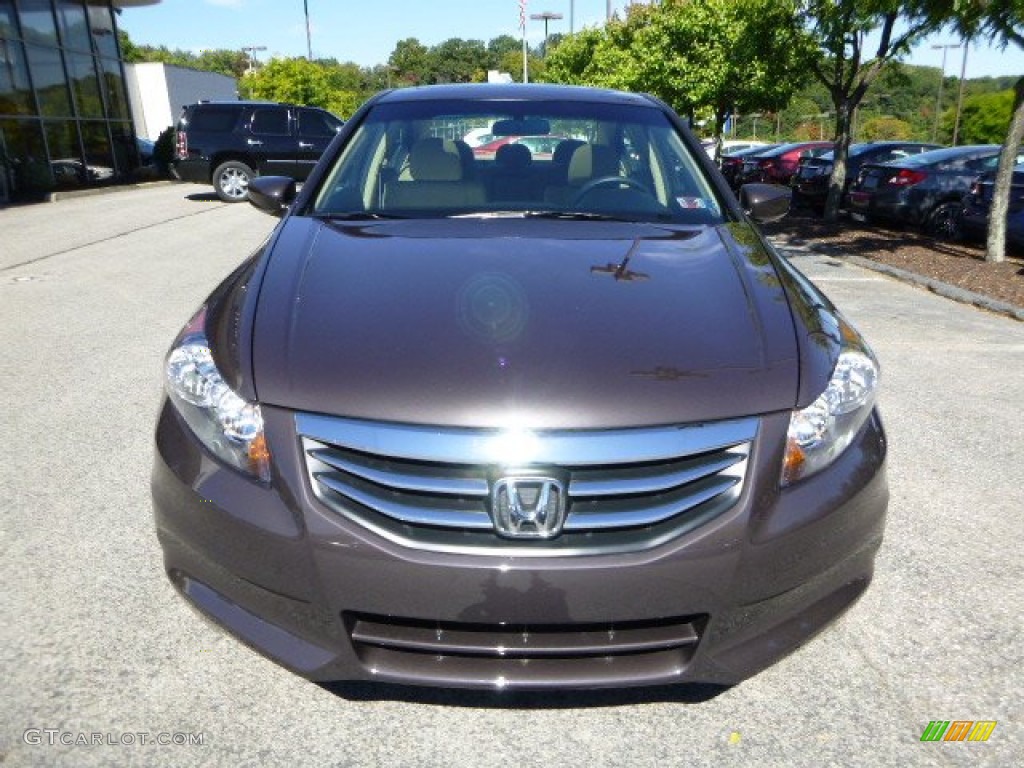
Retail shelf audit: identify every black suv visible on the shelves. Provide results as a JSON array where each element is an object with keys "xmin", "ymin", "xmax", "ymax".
[{"xmin": 172, "ymin": 101, "xmax": 343, "ymax": 202}]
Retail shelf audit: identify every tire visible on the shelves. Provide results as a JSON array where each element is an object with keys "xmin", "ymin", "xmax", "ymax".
[
  {"xmin": 212, "ymin": 160, "xmax": 254, "ymax": 202},
  {"xmin": 924, "ymin": 201, "xmax": 962, "ymax": 240}
]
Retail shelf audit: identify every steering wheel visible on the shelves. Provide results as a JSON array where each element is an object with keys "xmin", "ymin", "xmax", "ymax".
[{"xmin": 572, "ymin": 175, "xmax": 652, "ymax": 205}]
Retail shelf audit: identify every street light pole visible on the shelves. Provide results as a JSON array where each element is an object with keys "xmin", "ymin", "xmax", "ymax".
[
  {"xmin": 952, "ymin": 43, "xmax": 969, "ymax": 146},
  {"xmin": 242, "ymin": 45, "xmax": 267, "ymax": 74},
  {"xmin": 520, "ymin": 0, "xmax": 528, "ymax": 83},
  {"xmin": 530, "ymin": 12, "xmax": 563, "ymax": 57},
  {"xmin": 931, "ymin": 43, "xmax": 960, "ymax": 143},
  {"xmin": 303, "ymin": 0, "xmax": 312, "ymax": 60}
]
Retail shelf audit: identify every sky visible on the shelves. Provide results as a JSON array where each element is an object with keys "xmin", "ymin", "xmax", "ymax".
[{"xmin": 118, "ymin": 0, "xmax": 1024, "ymax": 80}]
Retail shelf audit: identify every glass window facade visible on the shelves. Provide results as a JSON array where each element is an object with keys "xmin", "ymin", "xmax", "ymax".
[{"xmin": 0, "ymin": 0, "xmax": 140, "ymax": 202}]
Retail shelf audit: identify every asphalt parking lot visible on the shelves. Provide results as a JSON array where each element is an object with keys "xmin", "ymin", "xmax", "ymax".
[{"xmin": 2, "ymin": 183, "xmax": 1021, "ymax": 767}]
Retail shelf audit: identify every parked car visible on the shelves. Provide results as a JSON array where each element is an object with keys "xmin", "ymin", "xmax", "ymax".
[
  {"xmin": 735, "ymin": 141, "xmax": 833, "ymax": 187},
  {"xmin": 960, "ymin": 161, "xmax": 1024, "ymax": 252},
  {"xmin": 719, "ymin": 144, "xmax": 780, "ymax": 189},
  {"xmin": 153, "ymin": 83, "xmax": 887, "ymax": 691},
  {"xmin": 171, "ymin": 101, "xmax": 343, "ymax": 202},
  {"xmin": 705, "ymin": 139, "xmax": 770, "ymax": 159},
  {"xmin": 514, "ymin": 134, "xmax": 566, "ymax": 160},
  {"xmin": 50, "ymin": 158, "xmax": 114, "ymax": 185},
  {"xmin": 473, "ymin": 135, "xmax": 570, "ymax": 163},
  {"xmin": 471, "ymin": 135, "xmax": 516, "ymax": 159},
  {"xmin": 792, "ymin": 141, "xmax": 942, "ymax": 210},
  {"xmin": 846, "ymin": 145, "xmax": 1011, "ymax": 237}
]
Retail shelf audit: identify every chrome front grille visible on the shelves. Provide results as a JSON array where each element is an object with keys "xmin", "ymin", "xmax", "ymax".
[{"xmin": 297, "ymin": 413, "xmax": 757, "ymax": 556}]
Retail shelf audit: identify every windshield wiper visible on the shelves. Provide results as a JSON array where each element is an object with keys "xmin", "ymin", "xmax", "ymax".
[
  {"xmin": 315, "ymin": 211, "xmax": 410, "ymax": 220},
  {"xmin": 524, "ymin": 210, "xmax": 632, "ymax": 222},
  {"xmin": 447, "ymin": 211, "xmax": 530, "ymax": 219}
]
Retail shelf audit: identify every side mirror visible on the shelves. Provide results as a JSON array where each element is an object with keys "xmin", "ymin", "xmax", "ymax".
[
  {"xmin": 739, "ymin": 183, "xmax": 791, "ymax": 224},
  {"xmin": 248, "ymin": 176, "xmax": 297, "ymax": 217}
]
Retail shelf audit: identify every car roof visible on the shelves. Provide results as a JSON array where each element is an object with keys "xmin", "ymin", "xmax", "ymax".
[
  {"xmin": 849, "ymin": 141, "xmax": 940, "ymax": 155},
  {"xmin": 759, "ymin": 141, "xmax": 831, "ymax": 157},
  {"xmin": 374, "ymin": 83, "xmax": 659, "ymax": 107},
  {"xmin": 188, "ymin": 100, "xmax": 312, "ymax": 108},
  {"xmin": 818, "ymin": 142, "xmax": 941, "ymax": 160},
  {"xmin": 733, "ymin": 144, "xmax": 781, "ymax": 156},
  {"xmin": 892, "ymin": 144, "xmax": 1000, "ymax": 164}
]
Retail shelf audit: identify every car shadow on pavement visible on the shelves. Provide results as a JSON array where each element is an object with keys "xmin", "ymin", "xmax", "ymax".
[
  {"xmin": 320, "ymin": 681, "xmax": 729, "ymax": 708},
  {"xmin": 186, "ymin": 192, "xmax": 221, "ymax": 202}
]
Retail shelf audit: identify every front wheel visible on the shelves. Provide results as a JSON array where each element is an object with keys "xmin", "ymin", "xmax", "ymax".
[
  {"xmin": 213, "ymin": 160, "xmax": 254, "ymax": 202},
  {"xmin": 924, "ymin": 201, "xmax": 962, "ymax": 240}
]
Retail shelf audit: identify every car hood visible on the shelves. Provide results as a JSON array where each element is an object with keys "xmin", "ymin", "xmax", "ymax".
[{"xmin": 252, "ymin": 217, "xmax": 799, "ymax": 429}]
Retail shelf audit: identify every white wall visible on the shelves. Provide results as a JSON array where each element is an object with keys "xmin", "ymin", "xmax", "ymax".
[{"xmin": 125, "ymin": 63, "xmax": 238, "ymax": 139}]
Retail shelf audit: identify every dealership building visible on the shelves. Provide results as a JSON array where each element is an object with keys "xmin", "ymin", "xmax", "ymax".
[{"xmin": 1, "ymin": 0, "xmax": 158, "ymax": 202}]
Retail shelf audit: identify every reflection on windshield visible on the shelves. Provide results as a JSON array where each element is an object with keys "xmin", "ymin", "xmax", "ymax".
[{"xmin": 311, "ymin": 100, "xmax": 725, "ymax": 226}]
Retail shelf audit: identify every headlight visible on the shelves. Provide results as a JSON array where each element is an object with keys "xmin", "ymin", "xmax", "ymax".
[
  {"xmin": 782, "ymin": 319, "xmax": 879, "ymax": 486},
  {"xmin": 164, "ymin": 308, "xmax": 271, "ymax": 482}
]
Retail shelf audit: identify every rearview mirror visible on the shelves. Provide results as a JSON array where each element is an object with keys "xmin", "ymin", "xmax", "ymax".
[{"xmin": 491, "ymin": 118, "xmax": 551, "ymax": 137}]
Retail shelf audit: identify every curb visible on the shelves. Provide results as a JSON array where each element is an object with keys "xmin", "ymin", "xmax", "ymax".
[
  {"xmin": 47, "ymin": 179, "xmax": 176, "ymax": 202},
  {"xmin": 772, "ymin": 237, "xmax": 1024, "ymax": 323}
]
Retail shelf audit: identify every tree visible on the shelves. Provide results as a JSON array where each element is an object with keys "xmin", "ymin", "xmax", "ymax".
[
  {"xmin": 941, "ymin": 89, "xmax": 1014, "ymax": 144},
  {"xmin": 487, "ymin": 34, "xmax": 522, "ymax": 65},
  {"xmin": 246, "ymin": 58, "xmax": 341, "ymax": 114},
  {"xmin": 543, "ymin": 0, "xmax": 817, "ymax": 152},
  {"xmin": 860, "ymin": 115, "xmax": 913, "ymax": 140},
  {"xmin": 916, "ymin": 0, "xmax": 1024, "ymax": 263},
  {"xmin": 118, "ymin": 30, "xmax": 256, "ymax": 79},
  {"xmin": 430, "ymin": 38, "xmax": 490, "ymax": 83},
  {"xmin": 799, "ymin": 2, "xmax": 942, "ymax": 221},
  {"xmin": 117, "ymin": 30, "xmax": 140, "ymax": 62},
  {"xmin": 388, "ymin": 38, "xmax": 432, "ymax": 86},
  {"xmin": 541, "ymin": 27, "xmax": 608, "ymax": 85},
  {"xmin": 196, "ymin": 49, "xmax": 251, "ymax": 79}
]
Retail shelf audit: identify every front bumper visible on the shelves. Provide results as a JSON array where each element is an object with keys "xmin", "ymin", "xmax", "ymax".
[{"xmin": 152, "ymin": 401, "xmax": 888, "ymax": 690}]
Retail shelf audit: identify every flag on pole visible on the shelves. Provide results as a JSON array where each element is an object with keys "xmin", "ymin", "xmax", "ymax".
[{"xmin": 519, "ymin": 0, "xmax": 527, "ymax": 31}]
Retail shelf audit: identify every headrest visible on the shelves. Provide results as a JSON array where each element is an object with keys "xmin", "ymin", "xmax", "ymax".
[
  {"xmin": 567, "ymin": 144, "xmax": 618, "ymax": 185},
  {"xmin": 495, "ymin": 143, "xmax": 532, "ymax": 170},
  {"xmin": 451, "ymin": 139, "xmax": 474, "ymax": 170},
  {"xmin": 409, "ymin": 138, "xmax": 462, "ymax": 181},
  {"xmin": 552, "ymin": 138, "xmax": 584, "ymax": 166}
]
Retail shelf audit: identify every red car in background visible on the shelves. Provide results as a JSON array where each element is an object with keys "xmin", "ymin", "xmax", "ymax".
[
  {"xmin": 735, "ymin": 141, "xmax": 833, "ymax": 187},
  {"xmin": 473, "ymin": 135, "xmax": 567, "ymax": 161},
  {"xmin": 472, "ymin": 135, "xmax": 518, "ymax": 159},
  {"xmin": 720, "ymin": 144, "xmax": 780, "ymax": 190}
]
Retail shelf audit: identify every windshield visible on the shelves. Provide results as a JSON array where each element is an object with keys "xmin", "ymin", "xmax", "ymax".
[{"xmin": 309, "ymin": 98, "xmax": 724, "ymax": 225}]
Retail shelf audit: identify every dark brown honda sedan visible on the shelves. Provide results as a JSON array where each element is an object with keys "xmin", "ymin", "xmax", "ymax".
[{"xmin": 152, "ymin": 84, "xmax": 887, "ymax": 690}]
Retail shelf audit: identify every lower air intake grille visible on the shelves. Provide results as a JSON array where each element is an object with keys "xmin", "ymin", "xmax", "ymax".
[{"xmin": 345, "ymin": 612, "xmax": 707, "ymax": 688}]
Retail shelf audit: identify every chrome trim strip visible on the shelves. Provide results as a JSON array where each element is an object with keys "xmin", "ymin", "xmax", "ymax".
[
  {"xmin": 315, "ymin": 473, "xmax": 493, "ymax": 529},
  {"xmin": 569, "ymin": 452, "xmax": 744, "ymax": 497},
  {"xmin": 565, "ymin": 476, "xmax": 740, "ymax": 530},
  {"xmin": 309, "ymin": 448, "xmax": 489, "ymax": 497},
  {"xmin": 296, "ymin": 413, "xmax": 759, "ymax": 466},
  {"xmin": 350, "ymin": 621, "xmax": 698, "ymax": 657},
  {"xmin": 314, "ymin": 490, "xmax": 738, "ymax": 558}
]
